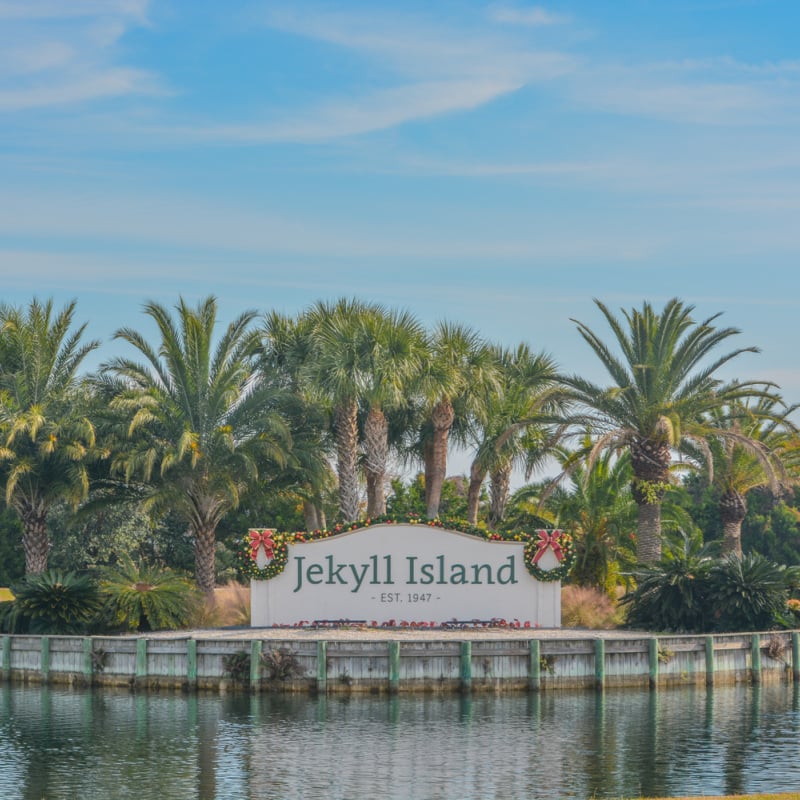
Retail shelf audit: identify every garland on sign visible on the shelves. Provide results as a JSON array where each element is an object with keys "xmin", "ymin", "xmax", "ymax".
[
  {"xmin": 235, "ymin": 515, "xmax": 574, "ymax": 583},
  {"xmin": 239, "ymin": 528, "xmax": 288, "ymax": 580},
  {"xmin": 523, "ymin": 529, "xmax": 575, "ymax": 582}
]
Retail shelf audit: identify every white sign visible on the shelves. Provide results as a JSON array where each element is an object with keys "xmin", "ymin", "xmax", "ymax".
[{"xmin": 250, "ymin": 524, "xmax": 561, "ymax": 627}]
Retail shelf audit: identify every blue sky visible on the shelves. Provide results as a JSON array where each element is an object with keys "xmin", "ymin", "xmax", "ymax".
[{"xmin": 1, "ymin": 0, "xmax": 799, "ymax": 406}]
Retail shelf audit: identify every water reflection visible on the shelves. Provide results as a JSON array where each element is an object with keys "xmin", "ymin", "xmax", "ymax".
[{"xmin": 1, "ymin": 682, "xmax": 799, "ymax": 799}]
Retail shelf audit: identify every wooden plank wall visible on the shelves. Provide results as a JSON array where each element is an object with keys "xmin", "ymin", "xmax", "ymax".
[{"xmin": 1, "ymin": 631, "xmax": 798, "ymax": 694}]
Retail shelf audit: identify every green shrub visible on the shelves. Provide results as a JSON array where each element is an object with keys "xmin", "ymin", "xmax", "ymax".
[
  {"xmin": 622, "ymin": 531, "xmax": 799, "ymax": 633},
  {"xmin": 222, "ymin": 649, "xmax": 251, "ymax": 684},
  {"xmin": 100, "ymin": 557, "xmax": 197, "ymax": 632},
  {"xmin": 262, "ymin": 646, "xmax": 305, "ymax": 681},
  {"xmin": 620, "ymin": 531, "xmax": 714, "ymax": 633},
  {"xmin": 708, "ymin": 553, "xmax": 794, "ymax": 632},
  {"xmin": 0, "ymin": 570, "xmax": 102, "ymax": 634}
]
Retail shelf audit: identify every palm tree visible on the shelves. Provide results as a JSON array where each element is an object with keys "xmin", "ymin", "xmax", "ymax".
[
  {"xmin": 259, "ymin": 310, "xmax": 334, "ymax": 530},
  {"xmin": 415, "ymin": 323, "xmax": 499, "ymax": 519},
  {"xmin": 301, "ymin": 298, "xmax": 371, "ymax": 522},
  {"xmin": 100, "ymin": 296, "xmax": 293, "ymax": 593},
  {"xmin": 464, "ymin": 343, "xmax": 561, "ymax": 526},
  {"xmin": 0, "ymin": 298, "xmax": 101, "ymax": 573},
  {"xmin": 359, "ymin": 306, "xmax": 426, "ymax": 516},
  {"xmin": 702, "ymin": 395, "xmax": 799, "ymax": 556},
  {"xmin": 565, "ymin": 298, "xmax": 769, "ymax": 563},
  {"xmin": 542, "ymin": 448, "xmax": 637, "ymax": 590}
]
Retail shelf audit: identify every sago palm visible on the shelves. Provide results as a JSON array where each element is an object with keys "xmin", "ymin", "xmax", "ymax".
[{"xmin": 101, "ymin": 556, "xmax": 197, "ymax": 631}]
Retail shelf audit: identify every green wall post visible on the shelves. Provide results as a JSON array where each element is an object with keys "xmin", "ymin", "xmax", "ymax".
[
  {"xmin": 250, "ymin": 640, "xmax": 263, "ymax": 691},
  {"xmin": 529, "ymin": 640, "xmax": 541, "ymax": 692},
  {"xmin": 317, "ymin": 641, "xmax": 328, "ymax": 693},
  {"xmin": 1, "ymin": 636, "xmax": 10, "ymax": 681},
  {"xmin": 751, "ymin": 634, "xmax": 762, "ymax": 684},
  {"xmin": 82, "ymin": 637, "xmax": 93, "ymax": 684},
  {"xmin": 594, "ymin": 639, "xmax": 605, "ymax": 691},
  {"xmin": 792, "ymin": 632, "xmax": 800, "ymax": 683},
  {"xmin": 705, "ymin": 636, "xmax": 715, "ymax": 688},
  {"xmin": 648, "ymin": 638, "xmax": 659, "ymax": 690},
  {"xmin": 388, "ymin": 641, "xmax": 400, "ymax": 694},
  {"xmin": 40, "ymin": 637, "xmax": 50, "ymax": 683},
  {"xmin": 460, "ymin": 641, "xmax": 472, "ymax": 692},
  {"xmin": 186, "ymin": 639, "xmax": 197, "ymax": 690},
  {"xmin": 135, "ymin": 638, "xmax": 147, "ymax": 686}
]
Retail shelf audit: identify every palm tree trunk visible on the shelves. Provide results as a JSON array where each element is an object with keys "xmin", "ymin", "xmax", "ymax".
[
  {"xmin": 21, "ymin": 504, "xmax": 49, "ymax": 574},
  {"xmin": 335, "ymin": 399, "xmax": 360, "ymax": 522},
  {"xmin": 426, "ymin": 398, "xmax": 454, "ymax": 518},
  {"xmin": 719, "ymin": 489, "xmax": 747, "ymax": 557},
  {"xmin": 630, "ymin": 437, "xmax": 671, "ymax": 563},
  {"xmin": 303, "ymin": 500, "xmax": 325, "ymax": 532},
  {"xmin": 466, "ymin": 459, "xmax": 486, "ymax": 525},
  {"xmin": 635, "ymin": 502, "xmax": 662, "ymax": 563},
  {"xmin": 364, "ymin": 406, "xmax": 388, "ymax": 516},
  {"xmin": 194, "ymin": 522, "xmax": 217, "ymax": 595},
  {"xmin": 423, "ymin": 438, "xmax": 433, "ymax": 509},
  {"xmin": 489, "ymin": 462, "xmax": 512, "ymax": 527}
]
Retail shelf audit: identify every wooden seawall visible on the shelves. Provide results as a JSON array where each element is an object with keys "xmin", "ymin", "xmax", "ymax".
[{"xmin": 2, "ymin": 631, "xmax": 799, "ymax": 693}]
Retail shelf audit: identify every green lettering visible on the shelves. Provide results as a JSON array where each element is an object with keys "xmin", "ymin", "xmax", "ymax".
[
  {"xmin": 497, "ymin": 555, "xmax": 518, "ymax": 585},
  {"xmin": 349, "ymin": 562, "xmax": 370, "ymax": 593},
  {"xmin": 293, "ymin": 556, "xmax": 305, "ymax": 592},
  {"xmin": 307, "ymin": 563, "xmax": 324, "ymax": 585},
  {"xmin": 326, "ymin": 555, "xmax": 347, "ymax": 584},
  {"xmin": 450, "ymin": 563, "xmax": 467, "ymax": 584},
  {"xmin": 472, "ymin": 563, "xmax": 495, "ymax": 584}
]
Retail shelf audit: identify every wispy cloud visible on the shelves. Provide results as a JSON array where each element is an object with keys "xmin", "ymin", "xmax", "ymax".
[
  {"xmin": 0, "ymin": 1, "xmax": 148, "ymax": 22},
  {"xmin": 0, "ymin": 69, "xmax": 158, "ymax": 111},
  {"xmin": 171, "ymin": 4, "xmax": 576, "ymax": 143},
  {"xmin": 0, "ymin": 184, "xmax": 659, "ymax": 264},
  {"xmin": 488, "ymin": 3, "xmax": 570, "ymax": 26},
  {"xmin": 0, "ymin": 0, "xmax": 159, "ymax": 111},
  {"xmin": 572, "ymin": 58, "xmax": 800, "ymax": 126},
  {"xmin": 167, "ymin": 79, "xmax": 525, "ymax": 144},
  {"xmin": 262, "ymin": 5, "xmax": 574, "ymax": 81}
]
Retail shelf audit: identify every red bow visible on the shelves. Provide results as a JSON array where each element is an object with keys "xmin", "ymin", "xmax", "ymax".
[
  {"xmin": 532, "ymin": 529, "xmax": 564, "ymax": 564},
  {"xmin": 249, "ymin": 529, "xmax": 275, "ymax": 562}
]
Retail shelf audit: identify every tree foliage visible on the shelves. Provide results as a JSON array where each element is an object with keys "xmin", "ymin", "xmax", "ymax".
[
  {"xmin": 0, "ymin": 298, "xmax": 102, "ymax": 573},
  {"xmin": 99, "ymin": 296, "xmax": 295, "ymax": 592},
  {"xmin": 0, "ymin": 291, "xmax": 797, "ymax": 609},
  {"xmin": 565, "ymin": 298, "xmax": 772, "ymax": 563}
]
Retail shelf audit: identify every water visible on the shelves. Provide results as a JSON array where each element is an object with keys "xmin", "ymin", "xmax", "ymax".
[{"xmin": 1, "ymin": 682, "xmax": 799, "ymax": 799}]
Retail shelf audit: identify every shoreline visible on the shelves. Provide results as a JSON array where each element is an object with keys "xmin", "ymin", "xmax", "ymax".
[{"xmin": 3, "ymin": 627, "xmax": 798, "ymax": 694}]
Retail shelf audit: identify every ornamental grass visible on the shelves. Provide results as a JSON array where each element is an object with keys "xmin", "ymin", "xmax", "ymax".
[
  {"xmin": 561, "ymin": 584, "xmax": 624, "ymax": 629},
  {"xmin": 189, "ymin": 582, "xmax": 251, "ymax": 628}
]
